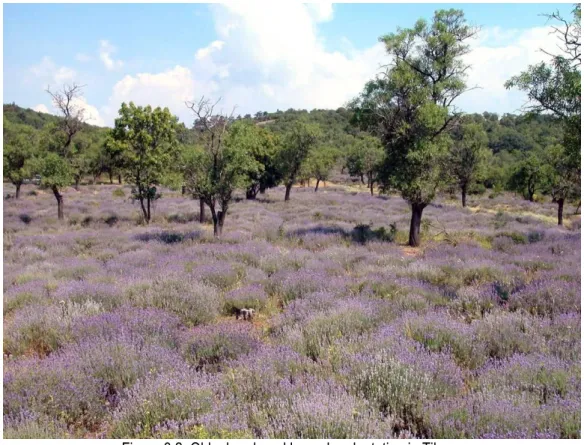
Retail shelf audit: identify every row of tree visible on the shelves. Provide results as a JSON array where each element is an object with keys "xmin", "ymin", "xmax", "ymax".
[{"xmin": 4, "ymin": 6, "xmax": 580, "ymax": 246}]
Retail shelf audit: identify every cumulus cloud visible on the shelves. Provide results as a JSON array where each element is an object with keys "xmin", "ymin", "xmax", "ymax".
[
  {"xmin": 96, "ymin": 4, "xmax": 567, "ymax": 125},
  {"xmin": 99, "ymin": 40, "xmax": 123, "ymax": 70},
  {"xmin": 32, "ymin": 104, "xmax": 50, "ymax": 114},
  {"xmin": 457, "ymin": 26, "xmax": 563, "ymax": 114},
  {"xmin": 188, "ymin": 3, "xmax": 387, "ymax": 115},
  {"xmin": 29, "ymin": 56, "xmax": 77, "ymax": 86},
  {"xmin": 101, "ymin": 65, "xmax": 196, "ymax": 125}
]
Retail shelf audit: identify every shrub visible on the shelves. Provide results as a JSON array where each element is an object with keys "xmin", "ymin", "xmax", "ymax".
[
  {"xmin": 129, "ymin": 277, "xmax": 220, "ymax": 326},
  {"xmin": 222, "ymin": 284, "xmax": 268, "ymax": 315},
  {"xmin": 3, "ymin": 411, "xmax": 71, "ymax": 439},
  {"xmin": 19, "ymin": 213, "xmax": 32, "ymax": 224},
  {"xmin": 180, "ymin": 322, "xmax": 261, "ymax": 370},
  {"xmin": 3, "ymin": 305, "xmax": 69, "ymax": 356},
  {"xmin": 112, "ymin": 188, "xmax": 125, "ymax": 198},
  {"xmin": 350, "ymin": 351, "xmax": 432, "ymax": 436},
  {"xmin": 110, "ymin": 370, "xmax": 216, "ymax": 438},
  {"xmin": 474, "ymin": 311, "xmax": 536, "ymax": 360}
]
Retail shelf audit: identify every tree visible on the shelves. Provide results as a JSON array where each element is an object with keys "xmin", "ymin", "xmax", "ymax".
[
  {"xmin": 3, "ymin": 118, "xmax": 38, "ymax": 198},
  {"xmin": 505, "ymin": 5, "xmax": 580, "ymax": 175},
  {"xmin": 447, "ymin": 122, "xmax": 490, "ymax": 207},
  {"xmin": 508, "ymin": 152, "xmax": 547, "ymax": 202},
  {"xmin": 352, "ymin": 9, "xmax": 477, "ymax": 246},
  {"xmin": 111, "ymin": 102, "xmax": 179, "ymax": 224},
  {"xmin": 306, "ymin": 146, "xmax": 339, "ymax": 192},
  {"xmin": 35, "ymin": 152, "xmax": 73, "ymax": 219},
  {"xmin": 346, "ymin": 134, "xmax": 385, "ymax": 195},
  {"xmin": 41, "ymin": 84, "xmax": 86, "ymax": 220},
  {"xmin": 544, "ymin": 144, "xmax": 580, "ymax": 225},
  {"xmin": 184, "ymin": 97, "xmax": 259, "ymax": 237},
  {"xmin": 278, "ymin": 121, "xmax": 322, "ymax": 201},
  {"xmin": 226, "ymin": 120, "xmax": 281, "ymax": 199}
]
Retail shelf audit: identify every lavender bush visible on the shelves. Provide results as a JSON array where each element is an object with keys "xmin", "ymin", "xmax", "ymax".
[{"xmin": 3, "ymin": 184, "xmax": 580, "ymax": 438}]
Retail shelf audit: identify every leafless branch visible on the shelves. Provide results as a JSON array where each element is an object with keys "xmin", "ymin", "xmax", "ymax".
[{"xmin": 46, "ymin": 83, "xmax": 86, "ymax": 150}]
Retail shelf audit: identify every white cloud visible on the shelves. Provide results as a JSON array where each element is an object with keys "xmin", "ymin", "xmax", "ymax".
[
  {"xmin": 29, "ymin": 56, "xmax": 77, "ymax": 86},
  {"xmin": 102, "ymin": 65, "xmax": 196, "ymax": 125},
  {"xmin": 456, "ymin": 26, "xmax": 564, "ymax": 114},
  {"xmin": 186, "ymin": 3, "xmax": 387, "ymax": 115},
  {"xmin": 75, "ymin": 97, "xmax": 105, "ymax": 127},
  {"xmin": 76, "ymin": 53, "xmax": 92, "ymax": 62},
  {"xmin": 96, "ymin": 4, "xmax": 568, "ymax": 126},
  {"xmin": 99, "ymin": 40, "xmax": 123, "ymax": 71},
  {"xmin": 32, "ymin": 104, "xmax": 50, "ymax": 114},
  {"xmin": 195, "ymin": 40, "xmax": 225, "ymax": 60},
  {"xmin": 305, "ymin": 3, "xmax": 334, "ymax": 23}
]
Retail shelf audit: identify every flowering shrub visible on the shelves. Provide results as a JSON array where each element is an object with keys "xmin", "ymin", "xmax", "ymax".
[{"xmin": 2, "ymin": 185, "xmax": 580, "ymax": 438}]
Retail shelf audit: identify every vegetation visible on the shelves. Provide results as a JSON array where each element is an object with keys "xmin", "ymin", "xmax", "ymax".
[
  {"xmin": 110, "ymin": 102, "xmax": 179, "ymax": 224},
  {"xmin": 2, "ymin": 4, "xmax": 581, "ymax": 440}
]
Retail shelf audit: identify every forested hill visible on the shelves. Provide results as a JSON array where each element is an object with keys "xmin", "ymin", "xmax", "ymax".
[
  {"xmin": 3, "ymin": 103, "xmax": 102, "ymax": 132},
  {"xmin": 4, "ymin": 102, "xmax": 564, "ymax": 195},
  {"xmin": 250, "ymin": 107, "xmax": 563, "ymax": 155},
  {"xmin": 4, "ymin": 103, "xmax": 562, "ymax": 156}
]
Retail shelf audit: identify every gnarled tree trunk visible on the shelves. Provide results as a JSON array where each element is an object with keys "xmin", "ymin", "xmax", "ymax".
[
  {"xmin": 284, "ymin": 183, "xmax": 293, "ymax": 201},
  {"xmin": 15, "ymin": 182, "xmax": 21, "ymax": 199},
  {"xmin": 408, "ymin": 203, "xmax": 426, "ymax": 247},
  {"xmin": 461, "ymin": 183, "xmax": 467, "ymax": 207},
  {"xmin": 557, "ymin": 197, "xmax": 564, "ymax": 226},
  {"xmin": 199, "ymin": 198, "xmax": 205, "ymax": 223},
  {"xmin": 314, "ymin": 179, "xmax": 320, "ymax": 192},
  {"xmin": 52, "ymin": 186, "xmax": 64, "ymax": 220}
]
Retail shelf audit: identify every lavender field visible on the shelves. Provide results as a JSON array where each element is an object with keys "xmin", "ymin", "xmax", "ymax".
[{"xmin": 3, "ymin": 183, "xmax": 581, "ymax": 439}]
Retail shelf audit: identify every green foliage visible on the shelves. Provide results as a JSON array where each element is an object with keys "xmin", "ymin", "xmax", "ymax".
[
  {"xmin": 371, "ymin": 9, "xmax": 476, "ymax": 206},
  {"xmin": 225, "ymin": 120, "xmax": 281, "ymax": 198},
  {"xmin": 306, "ymin": 145, "xmax": 339, "ymax": 186},
  {"xmin": 507, "ymin": 152, "xmax": 548, "ymax": 201},
  {"xmin": 3, "ymin": 118, "xmax": 38, "ymax": 192},
  {"xmin": 278, "ymin": 121, "xmax": 322, "ymax": 187},
  {"xmin": 447, "ymin": 121, "xmax": 490, "ymax": 204},
  {"xmin": 345, "ymin": 133, "xmax": 384, "ymax": 191},
  {"xmin": 505, "ymin": 5, "xmax": 580, "ymax": 183},
  {"xmin": 35, "ymin": 152, "xmax": 73, "ymax": 190},
  {"xmin": 111, "ymin": 102, "xmax": 179, "ymax": 223}
]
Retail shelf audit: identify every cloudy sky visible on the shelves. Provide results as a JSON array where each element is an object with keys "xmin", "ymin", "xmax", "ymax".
[{"xmin": 3, "ymin": 3, "xmax": 573, "ymax": 127}]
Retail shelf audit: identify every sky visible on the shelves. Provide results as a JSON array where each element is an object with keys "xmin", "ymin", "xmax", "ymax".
[{"xmin": 3, "ymin": 3, "xmax": 576, "ymax": 127}]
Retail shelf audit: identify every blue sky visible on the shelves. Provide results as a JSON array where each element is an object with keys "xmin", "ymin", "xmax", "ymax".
[{"xmin": 3, "ymin": 3, "xmax": 575, "ymax": 126}]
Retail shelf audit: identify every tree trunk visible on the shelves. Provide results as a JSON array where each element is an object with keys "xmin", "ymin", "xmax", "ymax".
[
  {"xmin": 315, "ymin": 179, "xmax": 320, "ymax": 192},
  {"xmin": 246, "ymin": 185, "xmax": 259, "ymax": 200},
  {"xmin": 210, "ymin": 206, "xmax": 222, "ymax": 237},
  {"xmin": 461, "ymin": 184, "xmax": 467, "ymax": 208},
  {"xmin": 575, "ymin": 200, "xmax": 581, "ymax": 215},
  {"xmin": 147, "ymin": 196, "xmax": 151, "ymax": 222},
  {"xmin": 360, "ymin": 174, "xmax": 365, "ymax": 184},
  {"xmin": 557, "ymin": 198, "xmax": 564, "ymax": 226},
  {"xmin": 528, "ymin": 183, "xmax": 535, "ymax": 202},
  {"xmin": 259, "ymin": 184, "xmax": 266, "ymax": 195},
  {"xmin": 15, "ymin": 183, "xmax": 21, "ymax": 199},
  {"xmin": 199, "ymin": 198, "xmax": 205, "ymax": 223},
  {"xmin": 74, "ymin": 177, "xmax": 80, "ymax": 191},
  {"xmin": 109, "ymin": 171, "xmax": 113, "ymax": 184},
  {"xmin": 307, "ymin": 178, "xmax": 310, "ymax": 187},
  {"xmin": 52, "ymin": 186, "xmax": 64, "ymax": 220},
  {"xmin": 369, "ymin": 176, "xmax": 374, "ymax": 196},
  {"xmin": 138, "ymin": 194, "xmax": 149, "ymax": 224},
  {"xmin": 285, "ymin": 183, "xmax": 293, "ymax": 201},
  {"xmin": 408, "ymin": 203, "xmax": 425, "ymax": 248},
  {"xmin": 118, "ymin": 175, "xmax": 122, "ymax": 184},
  {"xmin": 217, "ymin": 210, "xmax": 226, "ymax": 236}
]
